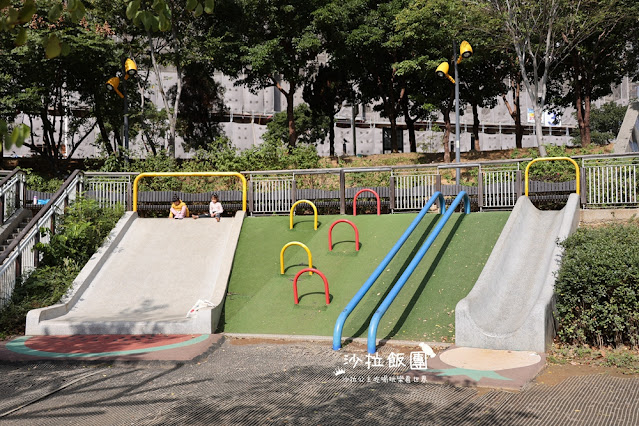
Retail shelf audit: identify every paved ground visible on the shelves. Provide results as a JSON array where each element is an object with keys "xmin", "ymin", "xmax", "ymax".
[
  {"xmin": 0, "ymin": 334, "xmax": 221, "ymax": 362},
  {"xmin": 1, "ymin": 337, "xmax": 638, "ymax": 425}
]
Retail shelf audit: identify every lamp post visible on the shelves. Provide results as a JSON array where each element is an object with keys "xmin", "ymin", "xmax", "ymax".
[
  {"xmin": 436, "ymin": 40, "xmax": 473, "ymax": 184},
  {"xmin": 106, "ymin": 58, "xmax": 138, "ymax": 156}
]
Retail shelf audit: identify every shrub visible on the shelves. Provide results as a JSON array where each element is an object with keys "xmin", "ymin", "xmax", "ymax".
[
  {"xmin": 555, "ymin": 223, "xmax": 639, "ymax": 347},
  {"xmin": 0, "ymin": 264, "xmax": 80, "ymax": 338},
  {"xmin": 0, "ymin": 197, "xmax": 123, "ymax": 337},
  {"xmin": 22, "ymin": 168, "xmax": 64, "ymax": 193},
  {"xmin": 521, "ymin": 145, "xmax": 577, "ymax": 182},
  {"xmin": 36, "ymin": 197, "xmax": 124, "ymax": 267}
]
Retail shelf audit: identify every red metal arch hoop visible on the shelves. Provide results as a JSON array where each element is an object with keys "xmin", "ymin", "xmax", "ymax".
[
  {"xmin": 353, "ymin": 189, "xmax": 381, "ymax": 216},
  {"xmin": 328, "ymin": 219, "xmax": 360, "ymax": 252},
  {"xmin": 293, "ymin": 268, "xmax": 330, "ymax": 305}
]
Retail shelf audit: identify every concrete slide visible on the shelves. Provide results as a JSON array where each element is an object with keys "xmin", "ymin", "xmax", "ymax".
[
  {"xmin": 26, "ymin": 211, "xmax": 245, "ymax": 335},
  {"xmin": 455, "ymin": 193, "xmax": 580, "ymax": 353}
]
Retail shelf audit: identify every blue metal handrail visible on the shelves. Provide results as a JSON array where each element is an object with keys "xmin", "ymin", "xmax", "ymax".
[
  {"xmin": 332, "ymin": 192, "xmax": 446, "ymax": 350},
  {"xmin": 367, "ymin": 191, "xmax": 471, "ymax": 353}
]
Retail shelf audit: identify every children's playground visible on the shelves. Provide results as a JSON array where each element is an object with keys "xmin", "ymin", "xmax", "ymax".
[
  {"xmin": 221, "ymin": 209, "xmax": 509, "ymax": 343},
  {"xmin": 18, "ymin": 160, "xmax": 582, "ymax": 366}
]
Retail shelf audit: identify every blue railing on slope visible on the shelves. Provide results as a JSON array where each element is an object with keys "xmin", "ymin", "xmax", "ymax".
[
  {"xmin": 332, "ymin": 192, "xmax": 446, "ymax": 350},
  {"xmin": 367, "ymin": 191, "xmax": 471, "ymax": 354}
]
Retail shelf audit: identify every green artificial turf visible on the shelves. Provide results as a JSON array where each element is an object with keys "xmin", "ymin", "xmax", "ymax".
[{"xmin": 220, "ymin": 211, "xmax": 509, "ymax": 343}]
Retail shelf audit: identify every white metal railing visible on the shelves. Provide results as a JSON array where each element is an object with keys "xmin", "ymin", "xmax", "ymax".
[
  {"xmin": 584, "ymin": 163, "xmax": 637, "ymax": 206},
  {"xmin": 0, "ymin": 171, "xmax": 83, "ymax": 308},
  {"xmin": 393, "ymin": 171, "xmax": 438, "ymax": 210},
  {"xmin": 84, "ymin": 173, "xmax": 133, "ymax": 209},
  {"xmin": 0, "ymin": 170, "xmax": 25, "ymax": 223},
  {"xmin": 251, "ymin": 175, "xmax": 293, "ymax": 213},
  {"xmin": 482, "ymin": 165, "xmax": 519, "ymax": 209}
]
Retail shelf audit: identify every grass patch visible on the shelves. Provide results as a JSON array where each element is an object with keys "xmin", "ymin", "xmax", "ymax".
[
  {"xmin": 220, "ymin": 211, "xmax": 509, "ymax": 342},
  {"xmin": 548, "ymin": 344, "xmax": 639, "ymax": 374}
]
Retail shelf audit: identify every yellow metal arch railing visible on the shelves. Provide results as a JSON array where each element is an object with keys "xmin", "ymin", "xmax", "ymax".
[
  {"xmin": 280, "ymin": 241, "xmax": 313, "ymax": 276},
  {"xmin": 524, "ymin": 157, "xmax": 580, "ymax": 196},
  {"xmin": 132, "ymin": 172, "xmax": 247, "ymax": 212},
  {"xmin": 289, "ymin": 199, "xmax": 318, "ymax": 230}
]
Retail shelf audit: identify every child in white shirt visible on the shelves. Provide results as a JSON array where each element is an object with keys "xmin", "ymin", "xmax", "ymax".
[{"xmin": 193, "ymin": 194, "xmax": 223, "ymax": 222}]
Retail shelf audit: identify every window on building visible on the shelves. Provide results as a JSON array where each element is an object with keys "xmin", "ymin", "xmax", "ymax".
[{"xmin": 383, "ymin": 128, "xmax": 404, "ymax": 152}]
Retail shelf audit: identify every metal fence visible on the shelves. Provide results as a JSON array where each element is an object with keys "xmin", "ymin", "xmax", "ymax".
[
  {"xmin": 2, "ymin": 153, "xmax": 638, "ymax": 307},
  {"xmin": 84, "ymin": 172, "xmax": 134, "ymax": 210},
  {"xmin": 0, "ymin": 171, "xmax": 83, "ymax": 308},
  {"xmin": 250, "ymin": 175, "xmax": 294, "ymax": 214},
  {"xmin": 582, "ymin": 156, "xmax": 639, "ymax": 207},
  {"xmin": 392, "ymin": 170, "xmax": 439, "ymax": 210},
  {"xmin": 480, "ymin": 162, "xmax": 522, "ymax": 209},
  {"xmin": 62, "ymin": 154, "xmax": 639, "ymax": 214},
  {"xmin": 0, "ymin": 169, "xmax": 25, "ymax": 224}
]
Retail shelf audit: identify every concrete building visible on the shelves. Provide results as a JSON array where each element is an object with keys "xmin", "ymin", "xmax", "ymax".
[{"xmin": 6, "ymin": 70, "xmax": 638, "ymax": 159}]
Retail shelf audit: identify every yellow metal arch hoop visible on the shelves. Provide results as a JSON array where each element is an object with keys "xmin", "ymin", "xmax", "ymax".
[
  {"xmin": 524, "ymin": 157, "xmax": 580, "ymax": 196},
  {"xmin": 280, "ymin": 242, "xmax": 313, "ymax": 275},
  {"xmin": 289, "ymin": 200, "xmax": 318, "ymax": 230},
  {"xmin": 132, "ymin": 172, "xmax": 247, "ymax": 211}
]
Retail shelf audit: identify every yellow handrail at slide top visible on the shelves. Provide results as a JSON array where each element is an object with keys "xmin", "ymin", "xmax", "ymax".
[
  {"xmin": 132, "ymin": 172, "xmax": 247, "ymax": 211},
  {"xmin": 524, "ymin": 157, "xmax": 580, "ymax": 196}
]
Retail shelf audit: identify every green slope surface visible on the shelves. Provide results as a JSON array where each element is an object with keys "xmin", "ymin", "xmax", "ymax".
[{"xmin": 221, "ymin": 211, "xmax": 509, "ymax": 342}]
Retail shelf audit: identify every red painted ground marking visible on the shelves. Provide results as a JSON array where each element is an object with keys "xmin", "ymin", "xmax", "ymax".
[{"xmin": 25, "ymin": 334, "xmax": 197, "ymax": 354}]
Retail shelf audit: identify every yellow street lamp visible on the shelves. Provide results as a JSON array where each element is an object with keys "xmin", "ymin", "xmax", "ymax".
[
  {"xmin": 436, "ymin": 40, "xmax": 473, "ymax": 184},
  {"xmin": 436, "ymin": 62, "xmax": 455, "ymax": 84},
  {"xmin": 124, "ymin": 58, "xmax": 137, "ymax": 78},
  {"xmin": 105, "ymin": 77, "xmax": 124, "ymax": 98},
  {"xmin": 106, "ymin": 58, "xmax": 137, "ymax": 155},
  {"xmin": 458, "ymin": 41, "xmax": 473, "ymax": 62}
]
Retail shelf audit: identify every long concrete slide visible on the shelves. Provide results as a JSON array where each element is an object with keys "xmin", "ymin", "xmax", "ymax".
[
  {"xmin": 26, "ymin": 211, "xmax": 245, "ymax": 335},
  {"xmin": 455, "ymin": 193, "xmax": 580, "ymax": 353}
]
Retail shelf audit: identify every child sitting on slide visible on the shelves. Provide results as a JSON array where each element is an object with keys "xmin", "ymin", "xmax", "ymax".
[
  {"xmin": 169, "ymin": 195, "xmax": 189, "ymax": 219},
  {"xmin": 193, "ymin": 194, "xmax": 224, "ymax": 222}
]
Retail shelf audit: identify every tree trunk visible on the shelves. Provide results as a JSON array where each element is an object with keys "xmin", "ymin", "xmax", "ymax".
[
  {"xmin": 443, "ymin": 114, "xmax": 451, "ymax": 163},
  {"xmin": 148, "ymin": 32, "xmax": 177, "ymax": 157},
  {"xmin": 533, "ymin": 104, "xmax": 547, "ymax": 156},
  {"xmin": 514, "ymin": 81, "xmax": 522, "ymax": 149},
  {"xmin": 583, "ymin": 92, "xmax": 592, "ymax": 146},
  {"xmin": 503, "ymin": 74, "xmax": 523, "ymax": 149},
  {"xmin": 401, "ymin": 95, "xmax": 416, "ymax": 152},
  {"xmin": 573, "ymin": 89, "xmax": 586, "ymax": 146},
  {"xmin": 286, "ymin": 90, "xmax": 297, "ymax": 148},
  {"xmin": 571, "ymin": 51, "xmax": 587, "ymax": 146},
  {"xmin": 93, "ymin": 102, "xmax": 114, "ymax": 155},
  {"xmin": 389, "ymin": 110, "xmax": 398, "ymax": 153},
  {"xmin": 471, "ymin": 102, "xmax": 480, "ymax": 151},
  {"xmin": 329, "ymin": 114, "xmax": 335, "ymax": 156}
]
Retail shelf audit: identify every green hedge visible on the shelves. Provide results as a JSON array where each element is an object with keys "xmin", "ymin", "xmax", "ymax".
[{"xmin": 555, "ymin": 224, "xmax": 639, "ymax": 347}]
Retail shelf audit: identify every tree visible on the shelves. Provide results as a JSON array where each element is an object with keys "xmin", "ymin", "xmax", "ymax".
[
  {"xmin": 488, "ymin": 0, "xmax": 596, "ymax": 156},
  {"xmin": 549, "ymin": 0, "xmax": 639, "ymax": 146},
  {"xmin": 574, "ymin": 101, "xmax": 627, "ymax": 146},
  {"xmin": 169, "ymin": 62, "xmax": 226, "ymax": 152},
  {"xmin": 228, "ymin": 0, "xmax": 324, "ymax": 148},
  {"xmin": 393, "ymin": 0, "xmax": 477, "ymax": 158},
  {"xmin": 123, "ymin": 0, "xmax": 215, "ymax": 157},
  {"xmin": 303, "ymin": 65, "xmax": 354, "ymax": 156},
  {"xmin": 316, "ymin": 0, "xmax": 417, "ymax": 153},
  {"xmin": 262, "ymin": 103, "xmax": 329, "ymax": 147},
  {"xmin": 0, "ymin": 4, "xmax": 123, "ymax": 172},
  {"xmin": 0, "ymin": 0, "xmax": 87, "ymax": 152}
]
